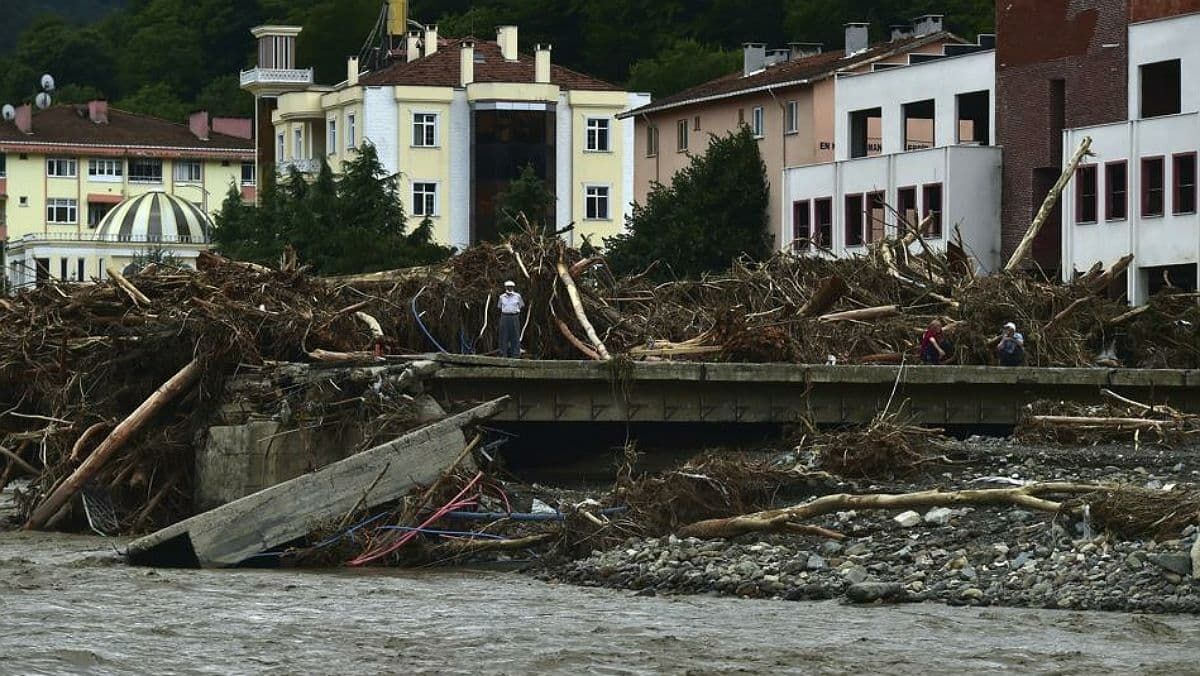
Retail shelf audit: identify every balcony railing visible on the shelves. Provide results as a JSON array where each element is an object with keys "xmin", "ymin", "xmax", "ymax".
[
  {"xmin": 16, "ymin": 232, "xmax": 209, "ymax": 244},
  {"xmin": 277, "ymin": 159, "xmax": 322, "ymax": 175},
  {"xmin": 239, "ymin": 68, "xmax": 314, "ymax": 88}
]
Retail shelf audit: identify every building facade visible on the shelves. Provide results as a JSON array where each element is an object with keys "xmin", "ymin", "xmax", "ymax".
[
  {"xmin": 781, "ymin": 42, "xmax": 1000, "ymax": 268},
  {"xmin": 244, "ymin": 24, "xmax": 646, "ymax": 249},
  {"xmin": 618, "ymin": 18, "xmax": 960, "ymax": 243},
  {"xmin": 0, "ymin": 102, "xmax": 254, "ymax": 288},
  {"xmin": 1061, "ymin": 8, "xmax": 1200, "ymax": 302}
]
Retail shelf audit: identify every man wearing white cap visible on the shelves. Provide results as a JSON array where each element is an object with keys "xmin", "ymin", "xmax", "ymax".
[
  {"xmin": 497, "ymin": 280, "xmax": 525, "ymax": 358},
  {"xmin": 997, "ymin": 321, "xmax": 1025, "ymax": 366}
]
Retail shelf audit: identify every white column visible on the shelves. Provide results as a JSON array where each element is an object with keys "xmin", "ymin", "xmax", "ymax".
[
  {"xmin": 622, "ymin": 93, "xmax": 649, "ymax": 231},
  {"xmin": 362, "ymin": 87, "xmax": 400, "ymax": 179},
  {"xmin": 449, "ymin": 89, "xmax": 471, "ymax": 249},
  {"xmin": 556, "ymin": 93, "xmax": 573, "ymax": 244}
]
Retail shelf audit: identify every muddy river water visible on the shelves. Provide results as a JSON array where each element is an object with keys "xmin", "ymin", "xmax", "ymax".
[{"xmin": 1, "ymin": 532, "xmax": 1199, "ymax": 675}]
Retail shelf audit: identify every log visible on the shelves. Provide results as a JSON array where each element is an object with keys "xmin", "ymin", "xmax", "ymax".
[
  {"xmin": 1108, "ymin": 305, "xmax": 1149, "ymax": 326},
  {"xmin": 1042, "ymin": 296, "xmax": 1090, "ymax": 334},
  {"xmin": 24, "ymin": 358, "xmax": 203, "ymax": 530},
  {"xmin": 0, "ymin": 445, "xmax": 38, "ymax": 477},
  {"xmin": 68, "ymin": 421, "xmax": 111, "ymax": 463},
  {"xmin": 322, "ymin": 265, "xmax": 442, "ymax": 286},
  {"xmin": 1099, "ymin": 388, "xmax": 1182, "ymax": 418},
  {"xmin": 354, "ymin": 311, "xmax": 385, "ymax": 340},
  {"xmin": 105, "ymin": 265, "xmax": 152, "ymax": 306},
  {"xmin": 1005, "ymin": 136, "xmax": 1093, "ymax": 272},
  {"xmin": 307, "ymin": 349, "xmax": 380, "ymax": 363},
  {"xmin": 799, "ymin": 276, "xmax": 849, "ymax": 317},
  {"xmin": 556, "ymin": 261, "xmax": 611, "ymax": 360},
  {"xmin": 554, "ymin": 318, "xmax": 602, "ymax": 360},
  {"xmin": 818, "ymin": 305, "xmax": 901, "ymax": 323},
  {"xmin": 569, "ymin": 256, "xmax": 603, "ymax": 279},
  {"xmin": 677, "ymin": 482, "xmax": 1101, "ymax": 539},
  {"xmin": 439, "ymin": 533, "xmax": 554, "ymax": 556},
  {"xmin": 1029, "ymin": 415, "xmax": 1175, "ymax": 429},
  {"xmin": 1085, "ymin": 254, "xmax": 1134, "ymax": 294}
]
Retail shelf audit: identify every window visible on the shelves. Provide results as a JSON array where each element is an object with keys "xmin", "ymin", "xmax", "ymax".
[
  {"xmin": 88, "ymin": 158, "xmax": 122, "ymax": 180},
  {"xmin": 413, "ymin": 113, "xmax": 438, "ymax": 147},
  {"xmin": 347, "ymin": 113, "xmax": 357, "ymax": 149},
  {"xmin": 922, "ymin": 183, "xmax": 943, "ymax": 237},
  {"xmin": 1174, "ymin": 153, "xmax": 1196, "ymax": 215},
  {"xmin": 128, "ymin": 159, "xmax": 163, "ymax": 183},
  {"xmin": 412, "ymin": 182, "xmax": 437, "ymax": 216},
  {"xmin": 586, "ymin": 118, "xmax": 611, "ymax": 152},
  {"xmin": 646, "ymin": 126, "xmax": 658, "ymax": 157},
  {"xmin": 1140, "ymin": 60, "xmax": 1181, "ymax": 119},
  {"xmin": 293, "ymin": 128, "xmax": 304, "ymax": 158},
  {"xmin": 897, "ymin": 187, "xmax": 918, "ymax": 233},
  {"xmin": 814, "ymin": 198, "xmax": 833, "ymax": 247},
  {"xmin": 46, "ymin": 198, "xmax": 77, "ymax": 224},
  {"xmin": 785, "ymin": 101, "xmax": 798, "ymax": 134},
  {"xmin": 87, "ymin": 202, "xmax": 114, "ymax": 228},
  {"xmin": 1105, "ymin": 161, "xmax": 1127, "ymax": 221},
  {"xmin": 47, "ymin": 157, "xmax": 77, "ymax": 178},
  {"xmin": 585, "ymin": 185, "xmax": 610, "ymax": 220},
  {"xmin": 277, "ymin": 133, "xmax": 285, "ymax": 160},
  {"xmin": 751, "ymin": 106, "xmax": 765, "ymax": 138},
  {"xmin": 693, "ymin": 116, "xmax": 700, "ymax": 131},
  {"xmin": 1075, "ymin": 165, "xmax": 1098, "ymax": 223},
  {"xmin": 849, "ymin": 108, "xmax": 881, "ymax": 158},
  {"xmin": 76, "ymin": 258, "xmax": 85, "ymax": 283},
  {"xmin": 1142, "ymin": 157, "xmax": 1165, "ymax": 217},
  {"xmin": 327, "ymin": 118, "xmax": 338, "ymax": 153},
  {"xmin": 676, "ymin": 119, "xmax": 688, "ymax": 152},
  {"xmin": 173, "ymin": 160, "xmax": 202, "ymax": 183},
  {"xmin": 241, "ymin": 162, "xmax": 256, "ymax": 185},
  {"xmin": 902, "ymin": 99, "xmax": 935, "ymax": 151},
  {"xmin": 791, "ymin": 200, "xmax": 811, "ymax": 251},
  {"xmin": 0, "ymin": 153, "xmax": 7, "ymax": 177},
  {"xmin": 956, "ymin": 91, "xmax": 990, "ymax": 145},
  {"xmin": 738, "ymin": 108, "xmax": 745, "ymax": 124},
  {"xmin": 867, "ymin": 191, "xmax": 886, "ymax": 243},
  {"xmin": 845, "ymin": 194, "xmax": 865, "ymax": 247},
  {"xmin": 60, "ymin": 258, "xmax": 67, "ymax": 281}
]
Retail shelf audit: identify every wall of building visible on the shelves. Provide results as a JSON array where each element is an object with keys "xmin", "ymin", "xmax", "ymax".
[
  {"xmin": 1130, "ymin": 0, "xmax": 1200, "ymax": 21},
  {"xmin": 1127, "ymin": 12, "xmax": 1200, "ymax": 117},
  {"xmin": 566, "ymin": 89, "xmax": 638, "ymax": 244},
  {"xmin": 996, "ymin": 0, "xmax": 1130, "ymax": 269}
]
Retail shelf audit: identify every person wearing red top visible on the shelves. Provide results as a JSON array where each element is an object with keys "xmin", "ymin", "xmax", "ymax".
[{"xmin": 920, "ymin": 319, "xmax": 950, "ymax": 364}]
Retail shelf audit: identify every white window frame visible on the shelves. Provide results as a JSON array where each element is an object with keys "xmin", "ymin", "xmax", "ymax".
[
  {"xmin": 412, "ymin": 181, "xmax": 439, "ymax": 217},
  {"xmin": 47, "ymin": 157, "xmax": 77, "ymax": 178},
  {"xmin": 88, "ymin": 158, "xmax": 123, "ymax": 182},
  {"xmin": 584, "ymin": 184, "xmax": 611, "ymax": 221},
  {"xmin": 128, "ymin": 158, "xmax": 163, "ymax": 184},
  {"xmin": 646, "ymin": 126, "xmax": 658, "ymax": 157},
  {"xmin": 585, "ymin": 117, "xmax": 611, "ymax": 152},
  {"xmin": 752, "ymin": 106, "xmax": 765, "ymax": 138},
  {"xmin": 241, "ymin": 162, "xmax": 256, "ymax": 185},
  {"xmin": 412, "ymin": 112, "xmax": 439, "ymax": 148},
  {"xmin": 293, "ymin": 128, "xmax": 304, "ymax": 159},
  {"xmin": 677, "ymin": 119, "xmax": 688, "ymax": 152},
  {"xmin": 277, "ymin": 133, "xmax": 285, "ymax": 160},
  {"xmin": 173, "ymin": 159, "xmax": 203, "ymax": 183},
  {"xmin": 785, "ymin": 100, "xmax": 799, "ymax": 134},
  {"xmin": 46, "ymin": 198, "xmax": 78, "ymax": 224},
  {"xmin": 87, "ymin": 201, "xmax": 114, "ymax": 228},
  {"xmin": 347, "ymin": 113, "xmax": 357, "ymax": 150},
  {"xmin": 327, "ymin": 118, "xmax": 338, "ymax": 155}
]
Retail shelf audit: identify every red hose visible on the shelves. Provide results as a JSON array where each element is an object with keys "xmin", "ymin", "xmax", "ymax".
[{"xmin": 348, "ymin": 471, "xmax": 484, "ymax": 566}]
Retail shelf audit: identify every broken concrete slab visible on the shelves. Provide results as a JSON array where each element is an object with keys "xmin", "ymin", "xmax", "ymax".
[{"xmin": 127, "ymin": 397, "xmax": 507, "ymax": 568}]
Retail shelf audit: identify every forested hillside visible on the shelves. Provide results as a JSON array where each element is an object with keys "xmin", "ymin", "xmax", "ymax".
[
  {"xmin": 0, "ymin": 0, "xmax": 127, "ymax": 54},
  {"xmin": 0, "ymin": 0, "xmax": 993, "ymax": 120}
]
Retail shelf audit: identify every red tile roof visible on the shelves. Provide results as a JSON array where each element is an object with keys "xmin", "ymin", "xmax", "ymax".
[
  {"xmin": 619, "ymin": 32, "xmax": 962, "ymax": 118},
  {"xmin": 360, "ymin": 39, "xmax": 620, "ymax": 91},
  {"xmin": 0, "ymin": 106, "xmax": 254, "ymax": 157}
]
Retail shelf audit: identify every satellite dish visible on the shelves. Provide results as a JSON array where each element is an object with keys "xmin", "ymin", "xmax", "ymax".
[
  {"xmin": 40, "ymin": 74, "xmax": 55, "ymax": 92},
  {"xmin": 1, "ymin": 104, "xmax": 14, "ymax": 121},
  {"xmin": 35, "ymin": 92, "xmax": 51, "ymax": 110}
]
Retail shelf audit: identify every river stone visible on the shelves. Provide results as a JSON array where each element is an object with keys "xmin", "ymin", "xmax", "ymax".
[
  {"xmin": 1191, "ymin": 538, "xmax": 1200, "ymax": 580},
  {"xmin": 1149, "ymin": 553, "xmax": 1192, "ymax": 576},
  {"xmin": 807, "ymin": 554, "xmax": 828, "ymax": 570},
  {"xmin": 842, "ymin": 565, "xmax": 869, "ymax": 585},
  {"xmin": 961, "ymin": 588, "xmax": 984, "ymax": 601},
  {"xmin": 924, "ymin": 507, "xmax": 954, "ymax": 525},
  {"xmin": 894, "ymin": 511, "xmax": 922, "ymax": 528},
  {"xmin": 845, "ymin": 582, "xmax": 904, "ymax": 603}
]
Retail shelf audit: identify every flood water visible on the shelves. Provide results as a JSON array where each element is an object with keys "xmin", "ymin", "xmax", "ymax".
[{"xmin": 2, "ymin": 532, "xmax": 1200, "ymax": 675}]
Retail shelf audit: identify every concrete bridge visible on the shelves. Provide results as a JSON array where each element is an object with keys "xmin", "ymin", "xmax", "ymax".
[{"xmin": 428, "ymin": 355, "xmax": 1200, "ymax": 426}]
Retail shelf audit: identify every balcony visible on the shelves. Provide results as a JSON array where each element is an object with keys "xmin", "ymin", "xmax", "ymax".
[
  {"xmin": 277, "ymin": 159, "xmax": 321, "ymax": 175},
  {"xmin": 239, "ymin": 68, "xmax": 314, "ymax": 93}
]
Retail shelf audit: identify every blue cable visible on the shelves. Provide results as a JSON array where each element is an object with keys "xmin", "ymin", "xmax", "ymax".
[
  {"xmin": 443, "ymin": 506, "xmax": 627, "ymax": 522},
  {"xmin": 377, "ymin": 526, "xmax": 507, "ymax": 540},
  {"xmin": 411, "ymin": 289, "xmax": 448, "ymax": 353}
]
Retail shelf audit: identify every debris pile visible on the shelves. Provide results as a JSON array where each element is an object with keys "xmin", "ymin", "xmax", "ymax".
[{"xmin": 1017, "ymin": 389, "xmax": 1200, "ymax": 446}]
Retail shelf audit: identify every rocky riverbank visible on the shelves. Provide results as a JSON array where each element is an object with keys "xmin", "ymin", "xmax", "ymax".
[{"xmin": 537, "ymin": 438, "xmax": 1200, "ymax": 614}]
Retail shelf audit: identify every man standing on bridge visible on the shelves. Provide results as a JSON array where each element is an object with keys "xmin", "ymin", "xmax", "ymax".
[{"xmin": 497, "ymin": 280, "xmax": 525, "ymax": 358}]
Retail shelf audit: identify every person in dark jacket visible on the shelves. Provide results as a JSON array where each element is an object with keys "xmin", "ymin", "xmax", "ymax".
[
  {"xmin": 920, "ymin": 319, "xmax": 950, "ymax": 364},
  {"xmin": 997, "ymin": 322, "xmax": 1025, "ymax": 366}
]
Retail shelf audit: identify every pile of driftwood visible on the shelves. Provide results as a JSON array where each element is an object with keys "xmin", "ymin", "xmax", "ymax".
[{"xmin": 1018, "ymin": 389, "xmax": 1200, "ymax": 446}]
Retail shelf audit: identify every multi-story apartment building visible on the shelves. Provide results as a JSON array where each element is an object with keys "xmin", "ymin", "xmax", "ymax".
[
  {"xmin": 1, "ymin": 102, "xmax": 255, "ymax": 288},
  {"xmin": 243, "ymin": 24, "xmax": 647, "ymax": 249},
  {"xmin": 1061, "ymin": 6, "xmax": 1200, "ymax": 302},
  {"xmin": 618, "ymin": 17, "xmax": 961, "ymax": 243},
  {"xmin": 780, "ymin": 37, "xmax": 999, "ymax": 268}
]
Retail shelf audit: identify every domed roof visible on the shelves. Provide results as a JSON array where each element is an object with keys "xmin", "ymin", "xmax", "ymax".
[{"xmin": 96, "ymin": 191, "xmax": 210, "ymax": 244}]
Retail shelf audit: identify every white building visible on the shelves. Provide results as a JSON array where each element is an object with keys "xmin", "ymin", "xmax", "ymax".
[
  {"xmin": 780, "ymin": 39, "xmax": 1000, "ymax": 269},
  {"xmin": 1061, "ymin": 12, "xmax": 1200, "ymax": 302}
]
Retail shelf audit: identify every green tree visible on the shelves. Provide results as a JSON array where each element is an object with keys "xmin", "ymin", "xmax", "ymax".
[
  {"xmin": 495, "ymin": 163, "xmax": 555, "ymax": 234},
  {"xmin": 115, "ymin": 82, "xmax": 190, "ymax": 122},
  {"xmin": 604, "ymin": 126, "xmax": 771, "ymax": 280},
  {"xmin": 195, "ymin": 75, "xmax": 255, "ymax": 117},
  {"xmin": 627, "ymin": 39, "xmax": 741, "ymax": 98}
]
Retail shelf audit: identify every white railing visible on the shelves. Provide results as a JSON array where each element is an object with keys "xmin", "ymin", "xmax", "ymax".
[
  {"xmin": 17, "ymin": 232, "xmax": 209, "ymax": 244},
  {"xmin": 239, "ymin": 68, "xmax": 314, "ymax": 88},
  {"xmin": 277, "ymin": 159, "xmax": 321, "ymax": 174}
]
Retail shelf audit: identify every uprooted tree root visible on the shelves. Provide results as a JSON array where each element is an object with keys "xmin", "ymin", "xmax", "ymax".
[
  {"xmin": 1069, "ymin": 487, "xmax": 1200, "ymax": 540},
  {"xmin": 808, "ymin": 415, "xmax": 950, "ymax": 480}
]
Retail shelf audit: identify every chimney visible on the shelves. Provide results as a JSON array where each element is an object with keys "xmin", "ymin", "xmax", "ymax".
[
  {"xmin": 912, "ymin": 14, "xmax": 944, "ymax": 37},
  {"xmin": 87, "ymin": 99, "xmax": 109, "ymax": 124},
  {"xmin": 212, "ymin": 117, "xmax": 253, "ymax": 139},
  {"xmin": 789, "ymin": 42, "xmax": 823, "ymax": 59},
  {"xmin": 460, "ymin": 40, "xmax": 475, "ymax": 86},
  {"xmin": 497, "ymin": 25, "xmax": 518, "ymax": 61},
  {"xmin": 407, "ymin": 30, "xmax": 421, "ymax": 62},
  {"xmin": 844, "ymin": 23, "xmax": 869, "ymax": 56},
  {"xmin": 347, "ymin": 56, "xmax": 359, "ymax": 86},
  {"xmin": 535, "ymin": 44, "xmax": 552, "ymax": 83},
  {"xmin": 890, "ymin": 24, "xmax": 914, "ymax": 41},
  {"xmin": 189, "ymin": 110, "xmax": 210, "ymax": 141},
  {"xmin": 765, "ymin": 49, "xmax": 790, "ymax": 66},
  {"xmin": 14, "ymin": 104, "xmax": 32, "ymax": 134},
  {"xmin": 742, "ymin": 43, "xmax": 766, "ymax": 76},
  {"xmin": 424, "ymin": 24, "xmax": 439, "ymax": 55}
]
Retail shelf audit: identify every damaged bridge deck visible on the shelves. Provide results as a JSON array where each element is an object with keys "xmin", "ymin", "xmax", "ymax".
[{"xmin": 428, "ymin": 356, "xmax": 1200, "ymax": 426}]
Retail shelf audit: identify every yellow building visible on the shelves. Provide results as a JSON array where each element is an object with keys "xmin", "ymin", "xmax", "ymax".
[
  {"xmin": 0, "ymin": 102, "xmax": 255, "ymax": 288},
  {"xmin": 242, "ymin": 24, "xmax": 648, "ymax": 248}
]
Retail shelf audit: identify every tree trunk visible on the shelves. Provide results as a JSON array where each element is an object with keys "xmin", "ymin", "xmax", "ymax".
[
  {"xmin": 799, "ymin": 276, "xmax": 848, "ymax": 317},
  {"xmin": 818, "ymin": 305, "xmax": 901, "ymax": 323},
  {"xmin": 556, "ymin": 261, "xmax": 610, "ymax": 360},
  {"xmin": 1005, "ymin": 136, "xmax": 1093, "ymax": 272}
]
